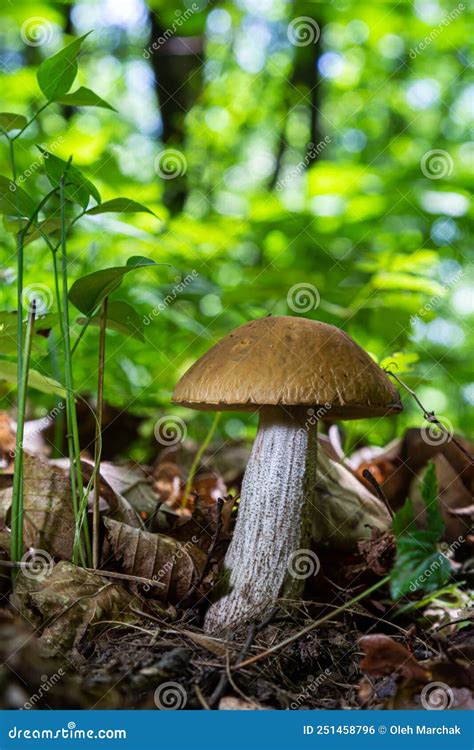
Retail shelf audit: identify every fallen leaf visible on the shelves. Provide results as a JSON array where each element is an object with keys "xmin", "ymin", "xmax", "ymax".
[
  {"xmin": 104, "ymin": 518, "xmax": 206, "ymax": 602},
  {"xmin": 358, "ymin": 529, "xmax": 396, "ymax": 575},
  {"xmin": 0, "ymin": 453, "xmax": 76, "ymax": 559},
  {"xmin": 14, "ymin": 561, "xmax": 136, "ymax": 658},
  {"xmin": 359, "ymin": 635, "xmax": 428, "ymax": 681}
]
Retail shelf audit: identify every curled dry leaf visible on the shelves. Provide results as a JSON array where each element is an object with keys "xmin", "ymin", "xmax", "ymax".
[
  {"xmin": 104, "ymin": 517, "xmax": 206, "ymax": 602},
  {"xmin": 358, "ymin": 529, "xmax": 396, "ymax": 576},
  {"xmin": 359, "ymin": 634, "xmax": 428, "ymax": 681},
  {"xmin": 0, "ymin": 412, "xmax": 15, "ymax": 470},
  {"xmin": 14, "ymin": 561, "xmax": 136, "ymax": 659},
  {"xmin": 0, "ymin": 453, "xmax": 75, "ymax": 560}
]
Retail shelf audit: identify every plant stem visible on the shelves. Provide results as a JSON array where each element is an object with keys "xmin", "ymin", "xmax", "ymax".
[
  {"xmin": 59, "ymin": 172, "xmax": 91, "ymax": 566},
  {"xmin": 182, "ymin": 412, "xmax": 221, "ymax": 509},
  {"xmin": 10, "ymin": 301, "xmax": 36, "ymax": 569},
  {"xmin": 92, "ymin": 296, "xmax": 108, "ymax": 569}
]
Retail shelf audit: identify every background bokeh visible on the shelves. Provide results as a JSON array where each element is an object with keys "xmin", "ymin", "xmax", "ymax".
[{"xmin": 0, "ymin": 0, "xmax": 472, "ymax": 456}]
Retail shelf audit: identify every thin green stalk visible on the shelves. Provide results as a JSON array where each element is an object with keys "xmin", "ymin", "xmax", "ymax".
[
  {"xmin": 11, "ymin": 102, "xmax": 50, "ymax": 142},
  {"xmin": 47, "ymin": 330, "xmax": 66, "ymax": 459},
  {"xmin": 10, "ymin": 301, "xmax": 36, "ymax": 570},
  {"xmin": 92, "ymin": 296, "xmax": 108, "ymax": 569},
  {"xmin": 182, "ymin": 412, "xmax": 221, "ymax": 509},
  {"xmin": 59, "ymin": 173, "xmax": 91, "ymax": 566}
]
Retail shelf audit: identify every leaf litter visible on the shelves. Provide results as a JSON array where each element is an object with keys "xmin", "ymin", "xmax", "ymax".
[{"xmin": 0, "ymin": 413, "xmax": 472, "ymax": 710}]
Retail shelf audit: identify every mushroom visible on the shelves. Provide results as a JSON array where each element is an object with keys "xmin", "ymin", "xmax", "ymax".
[{"xmin": 173, "ymin": 316, "xmax": 402, "ymax": 633}]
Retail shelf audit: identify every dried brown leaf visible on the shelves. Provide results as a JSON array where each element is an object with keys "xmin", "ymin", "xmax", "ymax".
[
  {"xmin": 104, "ymin": 518, "xmax": 205, "ymax": 602},
  {"xmin": 359, "ymin": 635, "xmax": 428, "ymax": 681},
  {"xmin": 14, "ymin": 561, "xmax": 136, "ymax": 658}
]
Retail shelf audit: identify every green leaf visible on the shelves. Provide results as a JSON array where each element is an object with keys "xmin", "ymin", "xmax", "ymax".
[
  {"xmin": 390, "ymin": 547, "xmax": 451, "ymax": 600},
  {"xmin": 390, "ymin": 463, "xmax": 449, "ymax": 600},
  {"xmin": 77, "ymin": 300, "xmax": 144, "ymax": 342},
  {"xmin": 0, "ymin": 112, "xmax": 28, "ymax": 133},
  {"xmin": 0, "ymin": 312, "xmax": 57, "ymax": 354},
  {"xmin": 69, "ymin": 257, "xmax": 161, "ymax": 316},
  {"xmin": 36, "ymin": 33, "xmax": 91, "ymax": 101},
  {"xmin": 57, "ymin": 86, "xmax": 116, "ymax": 111},
  {"xmin": 0, "ymin": 176, "xmax": 35, "ymax": 217},
  {"xmin": 85, "ymin": 198, "xmax": 156, "ymax": 216},
  {"xmin": 38, "ymin": 148, "xmax": 100, "ymax": 209},
  {"xmin": 0, "ymin": 360, "xmax": 67, "ymax": 397},
  {"xmin": 3, "ymin": 216, "xmax": 61, "ymax": 244}
]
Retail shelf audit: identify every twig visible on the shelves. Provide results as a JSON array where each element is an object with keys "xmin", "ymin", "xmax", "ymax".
[
  {"xmin": 194, "ymin": 683, "xmax": 211, "ymax": 710},
  {"xmin": 84, "ymin": 567, "xmax": 165, "ymax": 589},
  {"xmin": 234, "ymin": 576, "xmax": 389, "ymax": 671},
  {"xmin": 362, "ymin": 468, "xmax": 394, "ymax": 519},
  {"xmin": 386, "ymin": 370, "xmax": 473, "ymax": 464}
]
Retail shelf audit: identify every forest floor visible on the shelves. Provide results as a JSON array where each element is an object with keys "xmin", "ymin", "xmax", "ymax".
[{"xmin": 0, "ymin": 414, "xmax": 472, "ymax": 711}]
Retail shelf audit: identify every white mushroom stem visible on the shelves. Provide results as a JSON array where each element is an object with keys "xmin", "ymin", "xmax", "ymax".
[
  {"xmin": 204, "ymin": 407, "xmax": 392, "ymax": 635},
  {"xmin": 204, "ymin": 406, "xmax": 319, "ymax": 634}
]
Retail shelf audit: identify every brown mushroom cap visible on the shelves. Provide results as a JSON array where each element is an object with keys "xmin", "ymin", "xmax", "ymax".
[{"xmin": 173, "ymin": 316, "xmax": 402, "ymax": 419}]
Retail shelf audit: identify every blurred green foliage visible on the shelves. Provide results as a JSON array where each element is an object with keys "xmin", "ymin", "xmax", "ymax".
[{"xmin": 0, "ymin": 0, "xmax": 472, "ymax": 454}]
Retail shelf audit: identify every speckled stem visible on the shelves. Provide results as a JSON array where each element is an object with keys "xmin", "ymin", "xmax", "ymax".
[{"xmin": 204, "ymin": 406, "xmax": 318, "ymax": 634}]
